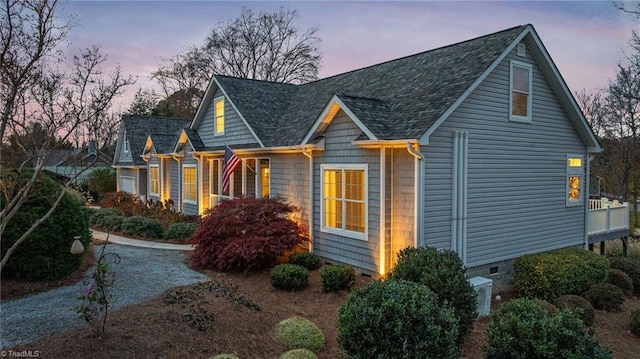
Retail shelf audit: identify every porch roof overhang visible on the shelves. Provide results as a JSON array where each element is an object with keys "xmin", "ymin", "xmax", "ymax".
[
  {"xmin": 351, "ymin": 138, "xmax": 418, "ymax": 149},
  {"xmin": 190, "ymin": 141, "xmax": 325, "ymax": 157}
]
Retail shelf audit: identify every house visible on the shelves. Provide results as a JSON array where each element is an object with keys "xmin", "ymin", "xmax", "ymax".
[
  {"xmin": 42, "ymin": 141, "xmax": 113, "ymax": 184},
  {"xmin": 116, "ymin": 24, "xmax": 612, "ymax": 287},
  {"xmin": 112, "ymin": 116, "xmax": 190, "ymax": 200}
]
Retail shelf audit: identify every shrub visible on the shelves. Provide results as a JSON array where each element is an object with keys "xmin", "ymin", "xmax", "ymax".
[
  {"xmin": 387, "ymin": 247, "xmax": 477, "ymax": 346},
  {"xmin": 609, "ymin": 256, "xmax": 640, "ymax": 295},
  {"xmin": 280, "ymin": 349, "xmax": 317, "ymax": 359},
  {"xmin": 631, "ymin": 309, "xmax": 640, "ymax": 337},
  {"xmin": 0, "ymin": 169, "xmax": 91, "ymax": 281},
  {"xmin": 190, "ymin": 197, "xmax": 308, "ymax": 271},
  {"xmin": 165, "ymin": 222, "xmax": 198, "ymax": 241},
  {"xmin": 288, "ymin": 252, "xmax": 321, "ymax": 270},
  {"xmin": 90, "ymin": 208, "xmax": 124, "ymax": 232},
  {"xmin": 483, "ymin": 298, "xmax": 611, "ymax": 359},
  {"xmin": 121, "ymin": 216, "xmax": 164, "ymax": 239},
  {"xmin": 275, "ymin": 316, "xmax": 325, "ymax": 351},
  {"xmin": 338, "ymin": 280, "xmax": 458, "ymax": 359},
  {"xmin": 582, "ymin": 283, "xmax": 625, "ymax": 312},
  {"xmin": 514, "ymin": 248, "xmax": 609, "ymax": 301},
  {"xmin": 320, "ymin": 265, "xmax": 356, "ymax": 293},
  {"xmin": 87, "ymin": 167, "xmax": 116, "ymax": 200},
  {"xmin": 210, "ymin": 355, "xmax": 240, "ymax": 359},
  {"xmin": 555, "ymin": 294, "xmax": 595, "ymax": 327},
  {"xmin": 270, "ymin": 264, "xmax": 309, "ymax": 291},
  {"xmin": 608, "ymin": 268, "xmax": 634, "ymax": 293}
]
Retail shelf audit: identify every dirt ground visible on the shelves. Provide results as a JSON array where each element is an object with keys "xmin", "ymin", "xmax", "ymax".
[{"xmin": 3, "ymin": 259, "xmax": 640, "ymax": 358}]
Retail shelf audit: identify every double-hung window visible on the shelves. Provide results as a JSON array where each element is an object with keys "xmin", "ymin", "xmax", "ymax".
[
  {"xmin": 510, "ymin": 60, "xmax": 532, "ymax": 122},
  {"xmin": 566, "ymin": 155, "xmax": 584, "ymax": 206},
  {"xmin": 321, "ymin": 164, "xmax": 367, "ymax": 240},
  {"xmin": 183, "ymin": 165, "xmax": 197, "ymax": 203},
  {"xmin": 214, "ymin": 97, "xmax": 225, "ymax": 135},
  {"xmin": 149, "ymin": 165, "xmax": 159, "ymax": 196}
]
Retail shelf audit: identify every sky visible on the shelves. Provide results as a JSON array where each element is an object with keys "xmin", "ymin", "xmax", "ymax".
[{"xmin": 56, "ymin": 1, "xmax": 639, "ymax": 111}]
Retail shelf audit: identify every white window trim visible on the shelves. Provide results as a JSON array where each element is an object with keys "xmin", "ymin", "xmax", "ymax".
[
  {"xmin": 509, "ymin": 60, "xmax": 533, "ymax": 123},
  {"xmin": 566, "ymin": 154, "xmax": 584, "ymax": 207},
  {"xmin": 149, "ymin": 164, "xmax": 160, "ymax": 196},
  {"xmin": 320, "ymin": 164, "xmax": 368, "ymax": 241},
  {"xmin": 214, "ymin": 96, "xmax": 225, "ymax": 136},
  {"xmin": 182, "ymin": 164, "xmax": 198, "ymax": 204}
]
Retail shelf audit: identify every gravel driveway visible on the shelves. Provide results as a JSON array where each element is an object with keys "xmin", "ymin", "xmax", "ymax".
[{"xmin": 0, "ymin": 244, "xmax": 209, "ymax": 348}]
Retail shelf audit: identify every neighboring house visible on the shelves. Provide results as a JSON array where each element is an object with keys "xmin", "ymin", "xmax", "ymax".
[
  {"xmin": 42, "ymin": 141, "xmax": 112, "ymax": 184},
  {"xmin": 117, "ymin": 25, "xmax": 619, "ymax": 286},
  {"xmin": 112, "ymin": 116, "xmax": 190, "ymax": 200}
]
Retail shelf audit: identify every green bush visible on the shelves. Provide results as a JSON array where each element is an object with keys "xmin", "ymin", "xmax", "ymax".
[
  {"xmin": 165, "ymin": 222, "xmax": 198, "ymax": 241},
  {"xmin": 609, "ymin": 256, "xmax": 640, "ymax": 295},
  {"xmin": 483, "ymin": 298, "xmax": 611, "ymax": 359},
  {"xmin": 338, "ymin": 280, "xmax": 458, "ymax": 359},
  {"xmin": 0, "ymin": 169, "xmax": 91, "ymax": 281},
  {"xmin": 280, "ymin": 349, "xmax": 317, "ymax": 359},
  {"xmin": 320, "ymin": 265, "xmax": 356, "ymax": 293},
  {"xmin": 582, "ymin": 283, "xmax": 625, "ymax": 312},
  {"xmin": 288, "ymin": 252, "xmax": 321, "ymax": 270},
  {"xmin": 90, "ymin": 208, "xmax": 124, "ymax": 232},
  {"xmin": 87, "ymin": 167, "xmax": 116, "ymax": 200},
  {"xmin": 608, "ymin": 268, "xmax": 634, "ymax": 293},
  {"xmin": 275, "ymin": 316, "xmax": 325, "ymax": 351},
  {"xmin": 121, "ymin": 215, "xmax": 164, "ymax": 239},
  {"xmin": 270, "ymin": 264, "xmax": 309, "ymax": 291},
  {"xmin": 388, "ymin": 247, "xmax": 477, "ymax": 346},
  {"xmin": 514, "ymin": 248, "xmax": 609, "ymax": 301},
  {"xmin": 631, "ymin": 309, "xmax": 640, "ymax": 337},
  {"xmin": 555, "ymin": 294, "xmax": 595, "ymax": 327}
]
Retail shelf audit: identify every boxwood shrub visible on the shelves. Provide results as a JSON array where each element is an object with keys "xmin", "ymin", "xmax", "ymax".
[
  {"xmin": 320, "ymin": 265, "xmax": 356, "ymax": 293},
  {"xmin": 582, "ymin": 283, "xmax": 625, "ymax": 312},
  {"xmin": 609, "ymin": 256, "xmax": 640, "ymax": 295},
  {"xmin": 90, "ymin": 208, "xmax": 124, "ymax": 232},
  {"xmin": 288, "ymin": 252, "xmax": 322, "ymax": 271},
  {"xmin": 338, "ymin": 279, "xmax": 458, "ymax": 359},
  {"xmin": 514, "ymin": 248, "xmax": 609, "ymax": 301},
  {"xmin": 555, "ymin": 294, "xmax": 595, "ymax": 327},
  {"xmin": 0, "ymin": 169, "xmax": 91, "ymax": 281},
  {"xmin": 275, "ymin": 316, "xmax": 325, "ymax": 351},
  {"xmin": 608, "ymin": 268, "xmax": 634, "ymax": 293},
  {"xmin": 280, "ymin": 349, "xmax": 317, "ymax": 359},
  {"xmin": 270, "ymin": 264, "xmax": 309, "ymax": 291},
  {"xmin": 483, "ymin": 298, "xmax": 611, "ymax": 359},
  {"xmin": 388, "ymin": 246, "xmax": 477, "ymax": 346},
  {"xmin": 121, "ymin": 215, "xmax": 164, "ymax": 239},
  {"xmin": 165, "ymin": 222, "xmax": 198, "ymax": 241}
]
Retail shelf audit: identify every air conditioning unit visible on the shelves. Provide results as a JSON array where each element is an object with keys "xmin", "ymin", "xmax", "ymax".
[{"xmin": 469, "ymin": 276, "xmax": 493, "ymax": 317}]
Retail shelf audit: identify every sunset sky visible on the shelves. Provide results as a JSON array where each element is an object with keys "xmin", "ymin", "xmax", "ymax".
[{"xmin": 57, "ymin": 1, "xmax": 638, "ymax": 111}]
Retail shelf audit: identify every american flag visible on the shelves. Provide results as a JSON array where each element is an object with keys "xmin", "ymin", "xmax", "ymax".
[{"xmin": 222, "ymin": 145, "xmax": 241, "ymax": 192}]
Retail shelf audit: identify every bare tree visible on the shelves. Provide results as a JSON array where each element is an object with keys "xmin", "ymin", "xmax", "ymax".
[
  {"xmin": 151, "ymin": 7, "xmax": 321, "ymax": 116},
  {"xmin": 613, "ymin": 1, "xmax": 640, "ymax": 17},
  {"xmin": 0, "ymin": 11, "xmax": 134, "ymax": 270}
]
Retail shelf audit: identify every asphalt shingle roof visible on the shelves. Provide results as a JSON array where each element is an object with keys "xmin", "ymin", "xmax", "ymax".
[
  {"xmin": 120, "ymin": 116, "xmax": 191, "ymax": 165},
  {"xmin": 212, "ymin": 25, "xmax": 526, "ymax": 147}
]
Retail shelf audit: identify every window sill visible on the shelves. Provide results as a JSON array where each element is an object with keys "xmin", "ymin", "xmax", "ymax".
[
  {"xmin": 320, "ymin": 226, "xmax": 366, "ymax": 241},
  {"xmin": 509, "ymin": 115, "xmax": 531, "ymax": 123},
  {"xmin": 183, "ymin": 199, "xmax": 197, "ymax": 205}
]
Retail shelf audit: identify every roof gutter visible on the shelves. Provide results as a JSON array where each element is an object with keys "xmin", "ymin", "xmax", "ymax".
[{"xmin": 352, "ymin": 139, "xmax": 419, "ymax": 149}]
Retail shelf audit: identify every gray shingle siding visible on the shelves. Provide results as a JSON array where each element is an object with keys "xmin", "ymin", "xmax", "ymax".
[
  {"xmin": 422, "ymin": 45, "xmax": 587, "ymax": 267},
  {"xmin": 390, "ymin": 148, "xmax": 415, "ymax": 265},
  {"xmin": 270, "ymin": 154, "xmax": 310, "ymax": 223},
  {"xmin": 199, "ymin": 88, "xmax": 258, "ymax": 147}
]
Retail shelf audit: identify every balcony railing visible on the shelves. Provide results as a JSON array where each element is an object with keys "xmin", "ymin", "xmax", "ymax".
[{"xmin": 588, "ymin": 198, "xmax": 630, "ymax": 237}]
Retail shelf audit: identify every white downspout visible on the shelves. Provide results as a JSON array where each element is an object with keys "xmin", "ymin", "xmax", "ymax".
[
  {"xmin": 192, "ymin": 153, "xmax": 203, "ymax": 215},
  {"xmin": 172, "ymin": 154, "xmax": 182, "ymax": 212},
  {"xmin": 302, "ymin": 148, "xmax": 314, "ymax": 252},
  {"xmin": 585, "ymin": 155, "xmax": 595, "ymax": 250},
  {"xmin": 462, "ymin": 133, "xmax": 469, "ymax": 264},
  {"xmin": 452, "ymin": 133, "xmax": 459, "ymax": 254},
  {"xmin": 379, "ymin": 146, "xmax": 386, "ymax": 275},
  {"xmin": 406, "ymin": 143, "xmax": 423, "ymax": 248}
]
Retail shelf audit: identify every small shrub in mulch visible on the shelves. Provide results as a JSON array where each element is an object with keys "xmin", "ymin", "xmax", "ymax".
[
  {"xmin": 195, "ymin": 281, "xmax": 260, "ymax": 311},
  {"xmin": 582, "ymin": 283, "xmax": 625, "ymax": 312},
  {"xmin": 631, "ymin": 309, "xmax": 640, "ymax": 337},
  {"xmin": 609, "ymin": 257, "xmax": 640, "ymax": 295},
  {"xmin": 288, "ymin": 252, "xmax": 322, "ymax": 271},
  {"xmin": 165, "ymin": 222, "xmax": 198, "ymax": 241},
  {"xmin": 210, "ymin": 355, "xmax": 240, "ymax": 359},
  {"xmin": 608, "ymin": 268, "xmax": 634, "ymax": 294},
  {"xmin": 270, "ymin": 264, "xmax": 309, "ymax": 292},
  {"xmin": 280, "ymin": 348, "xmax": 318, "ymax": 359},
  {"xmin": 320, "ymin": 265, "xmax": 356, "ymax": 293},
  {"xmin": 121, "ymin": 216, "xmax": 164, "ymax": 239},
  {"xmin": 555, "ymin": 294, "xmax": 596, "ymax": 327},
  {"xmin": 275, "ymin": 316, "xmax": 325, "ymax": 351}
]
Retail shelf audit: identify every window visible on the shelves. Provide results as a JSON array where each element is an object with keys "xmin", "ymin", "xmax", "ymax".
[
  {"xmin": 259, "ymin": 159, "xmax": 270, "ymax": 197},
  {"xmin": 566, "ymin": 155, "xmax": 583, "ymax": 206},
  {"xmin": 215, "ymin": 97, "xmax": 224, "ymax": 135},
  {"xmin": 209, "ymin": 157, "xmax": 269, "ymax": 206},
  {"xmin": 321, "ymin": 165, "xmax": 367, "ymax": 239},
  {"xmin": 149, "ymin": 165, "xmax": 159, "ymax": 195},
  {"xmin": 183, "ymin": 165, "xmax": 197, "ymax": 203},
  {"xmin": 510, "ymin": 60, "xmax": 532, "ymax": 122},
  {"xmin": 123, "ymin": 131, "xmax": 129, "ymax": 153}
]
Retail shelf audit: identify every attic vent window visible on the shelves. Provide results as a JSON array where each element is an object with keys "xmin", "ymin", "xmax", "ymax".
[{"xmin": 517, "ymin": 43, "xmax": 526, "ymax": 57}]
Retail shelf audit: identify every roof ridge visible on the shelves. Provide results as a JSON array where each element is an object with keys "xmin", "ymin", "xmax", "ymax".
[
  {"xmin": 305, "ymin": 24, "xmax": 527, "ymax": 86},
  {"xmin": 214, "ymin": 74, "xmax": 299, "ymax": 87}
]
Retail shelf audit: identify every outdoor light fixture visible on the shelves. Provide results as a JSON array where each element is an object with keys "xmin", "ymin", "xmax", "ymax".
[{"xmin": 70, "ymin": 235, "xmax": 85, "ymax": 254}]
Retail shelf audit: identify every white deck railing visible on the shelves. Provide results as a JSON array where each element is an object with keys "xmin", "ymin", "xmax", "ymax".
[{"xmin": 588, "ymin": 198, "xmax": 630, "ymax": 236}]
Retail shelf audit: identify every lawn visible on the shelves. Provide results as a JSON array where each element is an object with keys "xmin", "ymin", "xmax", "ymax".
[{"xmin": 5, "ymin": 262, "xmax": 640, "ymax": 359}]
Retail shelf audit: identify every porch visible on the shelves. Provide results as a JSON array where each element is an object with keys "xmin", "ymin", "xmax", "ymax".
[{"xmin": 588, "ymin": 198, "xmax": 630, "ymax": 244}]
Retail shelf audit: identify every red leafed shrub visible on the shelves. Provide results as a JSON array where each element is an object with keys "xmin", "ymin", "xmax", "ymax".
[{"xmin": 190, "ymin": 197, "xmax": 308, "ymax": 271}]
